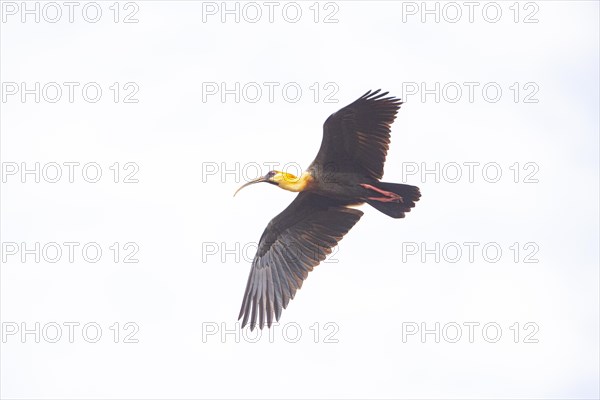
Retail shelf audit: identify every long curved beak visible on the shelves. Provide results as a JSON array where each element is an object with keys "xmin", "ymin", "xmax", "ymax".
[{"xmin": 234, "ymin": 177, "xmax": 267, "ymax": 197}]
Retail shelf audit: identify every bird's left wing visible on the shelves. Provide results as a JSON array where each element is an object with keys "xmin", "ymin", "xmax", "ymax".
[
  {"xmin": 239, "ymin": 192, "xmax": 363, "ymax": 330},
  {"xmin": 309, "ymin": 89, "xmax": 402, "ymax": 180}
]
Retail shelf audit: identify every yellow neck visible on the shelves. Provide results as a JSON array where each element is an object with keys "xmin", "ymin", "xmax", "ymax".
[{"xmin": 277, "ymin": 171, "xmax": 314, "ymax": 192}]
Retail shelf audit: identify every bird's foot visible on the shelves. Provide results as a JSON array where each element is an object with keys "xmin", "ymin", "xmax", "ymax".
[
  {"xmin": 360, "ymin": 183, "xmax": 404, "ymax": 203},
  {"xmin": 367, "ymin": 195, "xmax": 404, "ymax": 203}
]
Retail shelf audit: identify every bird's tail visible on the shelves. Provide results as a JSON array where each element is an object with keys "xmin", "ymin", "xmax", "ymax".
[{"xmin": 365, "ymin": 182, "xmax": 421, "ymax": 219}]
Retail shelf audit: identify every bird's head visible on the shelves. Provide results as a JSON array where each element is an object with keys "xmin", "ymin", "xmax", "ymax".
[{"xmin": 234, "ymin": 170, "xmax": 311, "ymax": 196}]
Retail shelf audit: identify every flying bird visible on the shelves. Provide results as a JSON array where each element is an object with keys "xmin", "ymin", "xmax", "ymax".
[{"xmin": 235, "ymin": 89, "xmax": 421, "ymax": 330}]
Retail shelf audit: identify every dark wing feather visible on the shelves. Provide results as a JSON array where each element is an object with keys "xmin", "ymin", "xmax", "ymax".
[
  {"xmin": 239, "ymin": 192, "xmax": 363, "ymax": 330},
  {"xmin": 309, "ymin": 89, "xmax": 403, "ymax": 180}
]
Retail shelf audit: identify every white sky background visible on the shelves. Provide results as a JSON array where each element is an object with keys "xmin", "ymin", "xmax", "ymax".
[{"xmin": 0, "ymin": 1, "xmax": 598, "ymax": 399}]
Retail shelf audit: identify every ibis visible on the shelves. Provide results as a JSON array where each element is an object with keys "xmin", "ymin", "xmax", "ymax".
[{"xmin": 235, "ymin": 90, "xmax": 421, "ymax": 330}]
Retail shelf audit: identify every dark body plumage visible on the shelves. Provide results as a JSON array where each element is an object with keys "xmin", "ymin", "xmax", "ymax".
[{"xmin": 237, "ymin": 90, "xmax": 421, "ymax": 330}]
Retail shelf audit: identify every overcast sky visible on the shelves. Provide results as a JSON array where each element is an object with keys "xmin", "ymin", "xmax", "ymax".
[{"xmin": 1, "ymin": 1, "xmax": 599, "ymax": 399}]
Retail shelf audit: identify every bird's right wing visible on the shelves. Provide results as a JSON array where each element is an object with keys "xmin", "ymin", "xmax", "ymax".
[{"xmin": 238, "ymin": 192, "xmax": 363, "ymax": 330}]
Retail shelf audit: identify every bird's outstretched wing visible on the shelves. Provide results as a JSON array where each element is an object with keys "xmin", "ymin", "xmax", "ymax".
[
  {"xmin": 309, "ymin": 89, "xmax": 402, "ymax": 180},
  {"xmin": 239, "ymin": 192, "xmax": 363, "ymax": 330}
]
